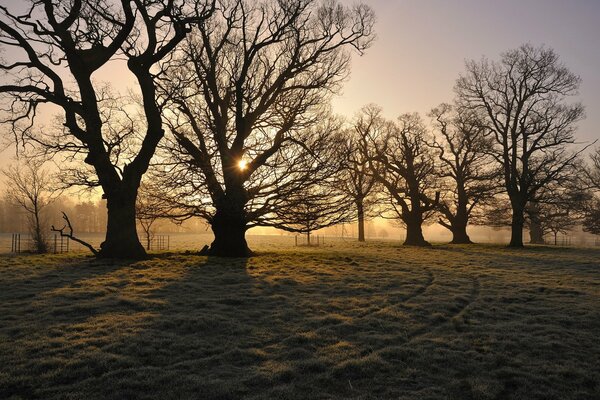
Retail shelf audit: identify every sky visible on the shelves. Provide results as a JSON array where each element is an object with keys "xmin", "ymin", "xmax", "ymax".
[
  {"xmin": 331, "ymin": 0, "xmax": 600, "ymax": 144},
  {"xmin": 1, "ymin": 0, "xmax": 599, "ymax": 163}
]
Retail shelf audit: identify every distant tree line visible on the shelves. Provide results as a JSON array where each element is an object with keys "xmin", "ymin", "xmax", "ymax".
[{"xmin": 0, "ymin": 1, "xmax": 598, "ymax": 257}]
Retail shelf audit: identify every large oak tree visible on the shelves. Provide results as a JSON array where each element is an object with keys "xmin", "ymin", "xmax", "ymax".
[
  {"xmin": 369, "ymin": 113, "xmax": 439, "ymax": 246},
  {"xmin": 0, "ymin": 0, "xmax": 213, "ymax": 258},
  {"xmin": 156, "ymin": 0, "xmax": 375, "ymax": 256},
  {"xmin": 428, "ymin": 103, "xmax": 500, "ymax": 244}
]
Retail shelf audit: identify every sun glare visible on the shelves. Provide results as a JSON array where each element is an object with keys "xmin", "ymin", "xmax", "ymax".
[{"xmin": 238, "ymin": 159, "xmax": 248, "ymax": 171}]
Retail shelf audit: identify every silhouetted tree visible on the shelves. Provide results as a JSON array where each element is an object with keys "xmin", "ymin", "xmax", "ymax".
[
  {"xmin": 369, "ymin": 113, "xmax": 439, "ymax": 246},
  {"xmin": 339, "ymin": 105, "xmax": 383, "ymax": 242},
  {"xmin": 583, "ymin": 148, "xmax": 600, "ymax": 235},
  {"xmin": 526, "ymin": 178, "xmax": 588, "ymax": 244},
  {"xmin": 0, "ymin": 0, "xmax": 214, "ymax": 258},
  {"xmin": 136, "ymin": 182, "xmax": 168, "ymax": 250},
  {"xmin": 428, "ymin": 103, "xmax": 500, "ymax": 244},
  {"xmin": 586, "ymin": 148, "xmax": 600, "ymax": 190},
  {"xmin": 456, "ymin": 44, "xmax": 587, "ymax": 247},
  {"xmin": 157, "ymin": 0, "xmax": 375, "ymax": 256},
  {"xmin": 2, "ymin": 158, "xmax": 61, "ymax": 253}
]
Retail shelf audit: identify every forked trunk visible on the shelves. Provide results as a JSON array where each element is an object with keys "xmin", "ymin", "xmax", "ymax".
[
  {"xmin": 99, "ymin": 194, "xmax": 146, "ymax": 259},
  {"xmin": 208, "ymin": 195, "xmax": 251, "ymax": 257}
]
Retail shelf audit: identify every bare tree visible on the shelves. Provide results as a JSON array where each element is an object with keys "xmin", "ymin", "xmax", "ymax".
[
  {"xmin": 428, "ymin": 103, "xmax": 500, "ymax": 244},
  {"xmin": 0, "ymin": 0, "xmax": 214, "ymax": 258},
  {"xmin": 456, "ymin": 44, "xmax": 587, "ymax": 247},
  {"xmin": 526, "ymin": 177, "xmax": 588, "ymax": 244},
  {"xmin": 585, "ymin": 147, "xmax": 600, "ymax": 190},
  {"xmin": 369, "ymin": 113, "xmax": 439, "ymax": 246},
  {"xmin": 338, "ymin": 105, "xmax": 382, "ymax": 242},
  {"xmin": 2, "ymin": 158, "xmax": 61, "ymax": 253},
  {"xmin": 156, "ymin": 0, "xmax": 375, "ymax": 256},
  {"xmin": 135, "ymin": 182, "xmax": 168, "ymax": 251},
  {"xmin": 583, "ymin": 148, "xmax": 600, "ymax": 235}
]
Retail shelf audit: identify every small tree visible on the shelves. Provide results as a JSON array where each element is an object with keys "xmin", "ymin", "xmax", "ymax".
[
  {"xmin": 583, "ymin": 148, "xmax": 600, "ymax": 235},
  {"xmin": 136, "ymin": 182, "xmax": 167, "ymax": 251},
  {"xmin": 339, "ymin": 105, "xmax": 383, "ymax": 242},
  {"xmin": 2, "ymin": 158, "xmax": 61, "ymax": 253}
]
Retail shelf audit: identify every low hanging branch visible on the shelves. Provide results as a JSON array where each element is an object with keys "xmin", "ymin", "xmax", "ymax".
[{"xmin": 51, "ymin": 212, "xmax": 99, "ymax": 256}]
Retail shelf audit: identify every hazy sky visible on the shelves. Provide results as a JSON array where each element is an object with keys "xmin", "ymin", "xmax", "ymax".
[
  {"xmin": 333, "ymin": 0, "xmax": 600, "ymax": 144},
  {"xmin": 1, "ymin": 0, "xmax": 599, "ymax": 167}
]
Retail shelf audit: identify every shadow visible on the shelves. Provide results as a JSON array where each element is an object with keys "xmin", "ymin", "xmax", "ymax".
[
  {"xmin": 0, "ymin": 253, "xmax": 135, "ymax": 297},
  {"xmin": 3, "ymin": 247, "xmax": 599, "ymax": 399}
]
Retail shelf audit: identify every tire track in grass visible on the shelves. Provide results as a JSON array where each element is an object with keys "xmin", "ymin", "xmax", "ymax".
[
  {"xmin": 398, "ymin": 268, "xmax": 435, "ymax": 303},
  {"xmin": 406, "ymin": 274, "xmax": 480, "ymax": 342},
  {"xmin": 358, "ymin": 268, "xmax": 435, "ymax": 319}
]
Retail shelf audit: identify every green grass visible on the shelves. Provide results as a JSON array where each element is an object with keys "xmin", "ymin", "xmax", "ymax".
[{"xmin": 1, "ymin": 242, "xmax": 599, "ymax": 399}]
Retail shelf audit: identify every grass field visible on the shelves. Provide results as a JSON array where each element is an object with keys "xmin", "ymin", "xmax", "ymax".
[{"xmin": 1, "ymin": 241, "xmax": 599, "ymax": 399}]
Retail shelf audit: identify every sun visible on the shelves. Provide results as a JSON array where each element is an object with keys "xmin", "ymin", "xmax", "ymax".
[{"xmin": 238, "ymin": 159, "xmax": 248, "ymax": 171}]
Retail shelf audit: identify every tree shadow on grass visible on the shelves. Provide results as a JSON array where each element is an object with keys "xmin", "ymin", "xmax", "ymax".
[
  {"xmin": 3, "ymin": 249, "xmax": 599, "ymax": 400},
  {"xmin": 27, "ymin": 251, "xmax": 484, "ymax": 400}
]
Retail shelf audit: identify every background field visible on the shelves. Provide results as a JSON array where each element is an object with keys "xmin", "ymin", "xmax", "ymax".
[{"xmin": 1, "ymin": 241, "xmax": 599, "ymax": 399}]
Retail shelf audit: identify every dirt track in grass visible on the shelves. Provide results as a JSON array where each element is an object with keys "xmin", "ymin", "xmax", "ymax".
[{"xmin": 1, "ymin": 242, "xmax": 599, "ymax": 399}]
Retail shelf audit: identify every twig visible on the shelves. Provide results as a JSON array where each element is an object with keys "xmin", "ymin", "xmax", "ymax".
[{"xmin": 51, "ymin": 211, "xmax": 99, "ymax": 256}]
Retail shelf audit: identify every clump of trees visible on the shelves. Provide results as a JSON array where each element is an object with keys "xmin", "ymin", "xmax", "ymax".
[{"xmin": 455, "ymin": 44, "xmax": 587, "ymax": 247}]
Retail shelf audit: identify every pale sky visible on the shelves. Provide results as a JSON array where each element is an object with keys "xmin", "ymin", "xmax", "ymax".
[
  {"xmin": 1, "ymin": 0, "xmax": 599, "ymax": 165},
  {"xmin": 333, "ymin": 0, "xmax": 600, "ymax": 144}
]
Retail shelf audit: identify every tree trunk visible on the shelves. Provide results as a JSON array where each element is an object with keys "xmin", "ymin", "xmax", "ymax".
[
  {"xmin": 529, "ymin": 218, "xmax": 545, "ymax": 244},
  {"xmin": 450, "ymin": 222, "xmax": 472, "ymax": 244},
  {"xmin": 99, "ymin": 193, "xmax": 146, "ymax": 259},
  {"xmin": 403, "ymin": 215, "xmax": 430, "ymax": 246},
  {"xmin": 208, "ymin": 194, "xmax": 251, "ymax": 257},
  {"xmin": 357, "ymin": 199, "xmax": 365, "ymax": 242},
  {"xmin": 509, "ymin": 207, "xmax": 525, "ymax": 248}
]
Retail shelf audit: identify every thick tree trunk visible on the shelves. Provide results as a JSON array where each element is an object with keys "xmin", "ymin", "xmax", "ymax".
[
  {"xmin": 529, "ymin": 219, "xmax": 545, "ymax": 244},
  {"xmin": 357, "ymin": 199, "xmax": 365, "ymax": 242},
  {"xmin": 509, "ymin": 207, "xmax": 525, "ymax": 248},
  {"xmin": 208, "ymin": 195, "xmax": 251, "ymax": 257},
  {"xmin": 450, "ymin": 223, "xmax": 472, "ymax": 244},
  {"xmin": 99, "ymin": 193, "xmax": 146, "ymax": 259},
  {"xmin": 403, "ymin": 215, "xmax": 430, "ymax": 246}
]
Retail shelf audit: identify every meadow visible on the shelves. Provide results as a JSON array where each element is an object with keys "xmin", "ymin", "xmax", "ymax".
[{"xmin": 0, "ymin": 240, "xmax": 599, "ymax": 399}]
